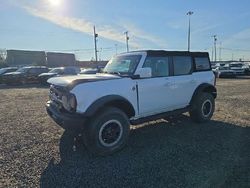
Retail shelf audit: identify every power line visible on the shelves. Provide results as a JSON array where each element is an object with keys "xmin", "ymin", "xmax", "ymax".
[{"xmin": 221, "ymin": 47, "xmax": 250, "ymax": 52}]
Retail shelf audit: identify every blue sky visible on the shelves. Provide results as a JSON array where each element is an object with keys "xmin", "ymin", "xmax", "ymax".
[{"xmin": 1, "ymin": 0, "xmax": 250, "ymax": 61}]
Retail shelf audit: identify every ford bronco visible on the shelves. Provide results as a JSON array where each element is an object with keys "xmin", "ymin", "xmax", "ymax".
[{"xmin": 46, "ymin": 50, "xmax": 217, "ymax": 155}]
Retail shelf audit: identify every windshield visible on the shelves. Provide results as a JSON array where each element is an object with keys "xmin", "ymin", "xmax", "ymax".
[
  {"xmin": 49, "ymin": 68, "xmax": 63, "ymax": 74},
  {"xmin": 16, "ymin": 67, "xmax": 29, "ymax": 73},
  {"xmin": 103, "ymin": 55, "xmax": 142, "ymax": 76}
]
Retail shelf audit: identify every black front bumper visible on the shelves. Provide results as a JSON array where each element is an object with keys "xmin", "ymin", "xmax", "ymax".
[{"xmin": 46, "ymin": 101, "xmax": 87, "ymax": 131}]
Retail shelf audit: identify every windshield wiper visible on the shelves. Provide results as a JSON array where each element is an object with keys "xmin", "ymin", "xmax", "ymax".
[{"xmin": 103, "ymin": 71, "xmax": 121, "ymax": 76}]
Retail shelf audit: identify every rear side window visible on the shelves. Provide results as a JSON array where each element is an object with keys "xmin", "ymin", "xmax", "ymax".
[
  {"xmin": 29, "ymin": 68, "xmax": 39, "ymax": 74},
  {"xmin": 195, "ymin": 57, "xmax": 211, "ymax": 71},
  {"xmin": 173, "ymin": 56, "xmax": 192, "ymax": 76},
  {"xmin": 143, "ymin": 57, "xmax": 169, "ymax": 77},
  {"xmin": 64, "ymin": 68, "xmax": 77, "ymax": 75}
]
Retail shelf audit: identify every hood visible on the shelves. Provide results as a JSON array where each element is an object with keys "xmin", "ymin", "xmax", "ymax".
[
  {"xmin": 47, "ymin": 73, "xmax": 121, "ymax": 88},
  {"xmin": 3, "ymin": 72, "xmax": 23, "ymax": 76},
  {"xmin": 39, "ymin": 72, "xmax": 58, "ymax": 77}
]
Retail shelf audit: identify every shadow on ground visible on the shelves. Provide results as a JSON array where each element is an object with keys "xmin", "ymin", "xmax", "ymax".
[{"xmin": 40, "ymin": 116, "xmax": 250, "ymax": 188}]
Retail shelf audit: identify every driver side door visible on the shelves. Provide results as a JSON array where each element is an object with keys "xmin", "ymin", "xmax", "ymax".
[{"xmin": 136, "ymin": 56, "xmax": 176, "ymax": 117}]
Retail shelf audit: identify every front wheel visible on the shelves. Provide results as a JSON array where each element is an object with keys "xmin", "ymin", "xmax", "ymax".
[
  {"xmin": 189, "ymin": 92, "xmax": 215, "ymax": 123},
  {"xmin": 84, "ymin": 107, "xmax": 130, "ymax": 156}
]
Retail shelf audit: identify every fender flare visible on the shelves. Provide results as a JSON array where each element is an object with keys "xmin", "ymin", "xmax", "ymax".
[
  {"xmin": 84, "ymin": 95, "xmax": 136, "ymax": 117},
  {"xmin": 190, "ymin": 83, "xmax": 217, "ymax": 105}
]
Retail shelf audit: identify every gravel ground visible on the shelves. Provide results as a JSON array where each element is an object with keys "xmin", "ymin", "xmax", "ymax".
[{"xmin": 0, "ymin": 78, "xmax": 250, "ymax": 188}]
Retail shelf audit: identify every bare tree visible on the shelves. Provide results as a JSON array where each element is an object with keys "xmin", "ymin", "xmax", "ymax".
[{"xmin": 0, "ymin": 49, "xmax": 7, "ymax": 63}]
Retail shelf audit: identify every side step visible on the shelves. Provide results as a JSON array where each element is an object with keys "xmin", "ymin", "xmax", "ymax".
[{"xmin": 130, "ymin": 106, "xmax": 191, "ymax": 125}]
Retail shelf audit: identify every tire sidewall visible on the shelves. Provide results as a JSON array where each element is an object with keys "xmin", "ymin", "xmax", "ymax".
[
  {"xmin": 191, "ymin": 93, "xmax": 215, "ymax": 123},
  {"xmin": 85, "ymin": 107, "xmax": 130, "ymax": 155}
]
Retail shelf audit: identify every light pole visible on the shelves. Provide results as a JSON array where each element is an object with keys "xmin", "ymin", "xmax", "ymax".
[
  {"xmin": 124, "ymin": 31, "xmax": 129, "ymax": 52},
  {"xmin": 93, "ymin": 26, "xmax": 98, "ymax": 62},
  {"xmin": 187, "ymin": 11, "xmax": 194, "ymax": 51},
  {"xmin": 212, "ymin": 35, "xmax": 217, "ymax": 62}
]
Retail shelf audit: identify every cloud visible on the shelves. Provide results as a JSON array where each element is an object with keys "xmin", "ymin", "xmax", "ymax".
[
  {"xmin": 223, "ymin": 28, "xmax": 250, "ymax": 47},
  {"xmin": 22, "ymin": 6, "xmax": 132, "ymax": 44},
  {"xmin": 19, "ymin": 4, "xmax": 166, "ymax": 49},
  {"xmin": 192, "ymin": 24, "xmax": 219, "ymax": 35},
  {"xmin": 120, "ymin": 22, "xmax": 168, "ymax": 48}
]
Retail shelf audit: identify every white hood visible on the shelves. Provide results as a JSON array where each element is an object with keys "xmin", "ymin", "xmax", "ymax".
[{"xmin": 47, "ymin": 73, "xmax": 120, "ymax": 87}]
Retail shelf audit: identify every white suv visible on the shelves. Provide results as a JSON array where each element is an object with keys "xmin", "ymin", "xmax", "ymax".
[{"xmin": 46, "ymin": 50, "xmax": 217, "ymax": 155}]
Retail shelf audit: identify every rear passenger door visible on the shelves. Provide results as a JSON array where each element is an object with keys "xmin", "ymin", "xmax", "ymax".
[{"xmin": 172, "ymin": 56, "xmax": 197, "ymax": 108}]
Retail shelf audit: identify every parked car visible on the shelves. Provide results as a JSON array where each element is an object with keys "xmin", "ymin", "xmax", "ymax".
[
  {"xmin": 215, "ymin": 63, "xmax": 226, "ymax": 68},
  {"xmin": 0, "ymin": 67, "xmax": 18, "ymax": 83},
  {"xmin": 38, "ymin": 67, "xmax": 81, "ymax": 84},
  {"xmin": 79, "ymin": 68, "xmax": 98, "ymax": 74},
  {"xmin": 213, "ymin": 66, "xmax": 236, "ymax": 78},
  {"xmin": 226, "ymin": 62, "xmax": 245, "ymax": 75},
  {"xmin": 2, "ymin": 66, "xmax": 49, "ymax": 85},
  {"xmin": 243, "ymin": 63, "xmax": 250, "ymax": 75},
  {"xmin": 46, "ymin": 50, "xmax": 216, "ymax": 155}
]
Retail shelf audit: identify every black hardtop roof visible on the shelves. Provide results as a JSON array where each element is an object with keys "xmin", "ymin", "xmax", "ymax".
[{"xmin": 127, "ymin": 50, "xmax": 209, "ymax": 57}]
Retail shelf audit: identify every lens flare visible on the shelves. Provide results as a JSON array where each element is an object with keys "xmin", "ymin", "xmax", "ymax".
[{"xmin": 48, "ymin": 0, "xmax": 61, "ymax": 6}]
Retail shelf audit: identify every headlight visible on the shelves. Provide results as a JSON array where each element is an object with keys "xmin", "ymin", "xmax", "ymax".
[{"xmin": 62, "ymin": 93, "xmax": 77, "ymax": 112}]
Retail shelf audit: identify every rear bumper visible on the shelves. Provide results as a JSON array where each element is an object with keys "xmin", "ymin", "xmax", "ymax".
[{"xmin": 46, "ymin": 101, "xmax": 87, "ymax": 131}]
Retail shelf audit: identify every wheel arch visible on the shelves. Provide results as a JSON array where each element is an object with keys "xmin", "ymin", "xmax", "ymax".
[
  {"xmin": 84, "ymin": 95, "xmax": 136, "ymax": 118},
  {"xmin": 190, "ymin": 83, "xmax": 217, "ymax": 105}
]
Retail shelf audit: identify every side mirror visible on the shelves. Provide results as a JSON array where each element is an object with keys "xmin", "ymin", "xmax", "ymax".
[{"xmin": 136, "ymin": 67, "xmax": 152, "ymax": 78}]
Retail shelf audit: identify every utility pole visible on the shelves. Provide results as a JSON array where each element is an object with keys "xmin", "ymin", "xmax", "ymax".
[
  {"xmin": 93, "ymin": 26, "xmax": 98, "ymax": 62},
  {"xmin": 211, "ymin": 47, "xmax": 214, "ymax": 62},
  {"xmin": 212, "ymin": 35, "xmax": 217, "ymax": 62},
  {"xmin": 124, "ymin": 31, "xmax": 129, "ymax": 52},
  {"xmin": 187, "ymin": 11, "xmax": 194, "ymax": 51},
  {"xmin": 219, "ymin": 42, "xmax": 222, "ymax": 61}
]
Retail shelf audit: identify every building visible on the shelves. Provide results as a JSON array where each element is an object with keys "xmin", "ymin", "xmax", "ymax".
[
  {"xmin": 6, "ymin": 50, "xmax": 46, "ymax": 66},
  {"xmin": 47, "ymin": 52, "xmax": 76, "ymax": 67},
  {"xmin": 76, "ymin": 61, "xmax": 108, "ymax": 68}
]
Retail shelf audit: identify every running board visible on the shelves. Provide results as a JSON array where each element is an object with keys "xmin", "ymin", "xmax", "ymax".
[{"xmin": 130, "ymin": 106, "xmax": 191, "ymax": 125}]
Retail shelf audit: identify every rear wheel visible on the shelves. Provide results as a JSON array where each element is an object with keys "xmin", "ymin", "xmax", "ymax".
[
  {"xmin": 189, "ymin": 92, "xmax": 215, "ymax": 123},
  {"xmin": 84, "ymin": 107, "xmax": 130, "ymax": 156}
]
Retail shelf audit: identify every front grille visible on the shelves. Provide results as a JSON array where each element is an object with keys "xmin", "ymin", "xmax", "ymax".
[{"xmin": 49, "ymin": 85, "xmax": 67, "ymax": 104}]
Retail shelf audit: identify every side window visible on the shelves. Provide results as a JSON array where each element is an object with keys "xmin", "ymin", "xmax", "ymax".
[
  {"xmin": 195, "ymin": 57, "xmax": 211, "ymax": 71},
  {"xmin": 142, "ymin": 57, "xmax": 169, "ymax": 77},
  {"xmin": 28, "ymin": 68, "xmax": 37, "ymax": 74},
  {"xmin": 173, "ymin": 56, "xmax": 192, "ymax": 76},
  {"xmin": 64, "ymin": 68, "xmax": 76, "ymax": 75}
]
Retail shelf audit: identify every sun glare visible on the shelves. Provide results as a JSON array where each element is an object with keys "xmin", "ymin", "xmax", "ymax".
[{"xmin": 48, "ymin": 0, "xmax": 62, "ymax": 6}]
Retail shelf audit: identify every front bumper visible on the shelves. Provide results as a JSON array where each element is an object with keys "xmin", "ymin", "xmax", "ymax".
[
  {"xmin": 46, "ymin": 101, "xmax": 87, "ymax": 131},
  {"xmin": 219, "ymin": 72, "xmax": 236, "ymax": 77}
]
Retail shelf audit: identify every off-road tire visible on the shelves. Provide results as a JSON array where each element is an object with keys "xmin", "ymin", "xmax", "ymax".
[
  {"xmin": 189, "ymin": 92, "xmax": 215, "ymax": 123},
  {"xmin": 84, "ymin": 107, "xmax": 130, "ymax": 156}
]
